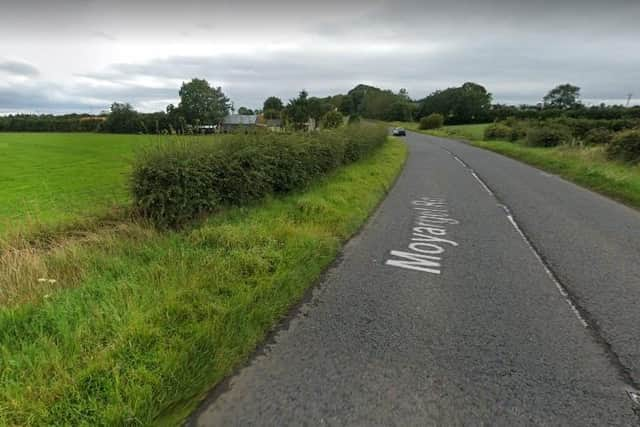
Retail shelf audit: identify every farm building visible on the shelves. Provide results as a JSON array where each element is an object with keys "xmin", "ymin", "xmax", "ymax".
[{"xmin": 221, "ymin": 114, "xmax": 259, "ymax": 132}]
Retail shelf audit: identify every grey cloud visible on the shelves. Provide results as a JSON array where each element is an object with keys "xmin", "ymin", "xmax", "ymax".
[
  {"xmin": 1, "ymin": 0, "xmax": 639, "ymax": 112},
  {"xmin": 0, "ymin": 60, "xmax": 39, "ymax": 77}
]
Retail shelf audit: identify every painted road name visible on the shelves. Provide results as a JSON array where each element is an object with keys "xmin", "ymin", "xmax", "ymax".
[{"xmin": 385, "ymin": 197, "xmax": 459, "ymax": 275}]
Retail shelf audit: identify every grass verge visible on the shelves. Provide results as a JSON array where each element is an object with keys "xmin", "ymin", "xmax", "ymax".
[
  {"xmin": 0, "ymin": 137, "xmax": 407, "ymax": 425},
  {"xmin": 398, "ymin": 122, "xmax": 640, "ymax": 211}
]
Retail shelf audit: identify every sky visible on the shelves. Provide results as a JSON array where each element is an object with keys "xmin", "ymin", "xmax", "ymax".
[{"xmin": 1, "ymin": 0, "xmax": 639, "ymax": 114}]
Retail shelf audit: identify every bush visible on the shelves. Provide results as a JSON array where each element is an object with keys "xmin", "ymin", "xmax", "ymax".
[
  {"xmin": 509, "ymin": 121, "xmax": 529, "ymax": 142},
  {"xmin": 419, "ymin": 113, "xmax": 444, "ymax": 130},
  {"xmin": 526, "ymin": 125, "xmax": 572, "ymax": 147},
  {"xmin": 322, "ymin": 110, "xmax": 344, "ymax": 129},
  {"xmin": 583, "ymin": 128, "xmax": 613, "ymax": 145},
  {"xmin": 484, "ymin": 123, "xmax": 512, "ymax": 140},
  {"xmin": 132, "ymin": 125, "xmax": 388, "ymax": 227},
  {"xmin": 606, "ymin": 130, "xmax": 640, "ymax": 163}
]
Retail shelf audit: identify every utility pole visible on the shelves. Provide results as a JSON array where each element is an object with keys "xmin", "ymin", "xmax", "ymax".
[{"xmin": 627, "ymin": 93, "xmax": 633, "ymax": 107}]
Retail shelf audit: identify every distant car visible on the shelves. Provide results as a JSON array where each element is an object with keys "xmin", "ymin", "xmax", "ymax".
[{"xmin": 392, "ymin": 127, "xmax": 406, "ymax": 136}]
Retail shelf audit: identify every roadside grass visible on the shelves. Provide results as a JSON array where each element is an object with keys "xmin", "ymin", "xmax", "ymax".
[
  {"xmin": 0, "ymin": 137, "xmax": 407, "ymax": 425},
  {"xmin": 0, "ymin": 133, "xmax": 218, "ymax": 235},
  {"xmin": 403, "ymin": 122, "xmax": 640, "ymax": 210}
]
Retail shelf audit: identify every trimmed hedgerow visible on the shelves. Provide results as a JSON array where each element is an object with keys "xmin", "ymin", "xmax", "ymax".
[
  {"xmin": 526, "ymin": 124, "xmax": 572, "ymax": 147},
  {"xmin": 419, "ymin": 113, "xmax": 444, "ymax": 130},
  {"xmin": 484, "ymin": 123, "xmax": 512, "ymax": 140},
  {"xmin": 132, "ymin": 125, "xmax": 388, "ymax": 227}
]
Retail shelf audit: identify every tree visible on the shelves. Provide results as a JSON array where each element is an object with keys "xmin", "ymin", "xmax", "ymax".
[
  {"xmin": 322, "ymin": 110, "xmax": 343, "ymax": 128},
  {"xmin": 339, "ymin": 96, "xmax": 355, "ymax": 115},
  {"xmin": 417, "ymin": 82, "xmax": 491, "ymax": 124},
  {"xmin": 285, "ymin": 90, "xmax": 310, "ymax": 130},
  {"xmin": 263, "ymin": 96, "xmax": 283, "ymax": 111},
  {"xmin": 237, "ymin": 106, "xmax": 254, "ymax": 115},
  {"xmin": 178, "ymin": 78, "xmax": 231, "ymax": 124},
  {"xmin": 103, "ymin": 102, "xmax": 140, "ymax": 133},
  {"xmin": 263, "ymin": 96, "xmax": 283, "ymax": 119},
  {"xmin": 543, "ymin": 84, "xmax": 581, "ymax": 109},
  {"xmin": 308, "ymin": 97, "xmax": 332, "ymax": 124},
  {"xmin": 386, "ymin": 101, "xmax": 413, "ymax": 121}
]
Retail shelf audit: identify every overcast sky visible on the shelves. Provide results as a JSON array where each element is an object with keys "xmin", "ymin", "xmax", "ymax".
[{"xmin": 1, "ymin": 0, "xmax": 639, "ymax": 114}]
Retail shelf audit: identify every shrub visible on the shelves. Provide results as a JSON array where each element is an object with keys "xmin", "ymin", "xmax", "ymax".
[
  {"xmin": 526, "ymin": 125, "xmax": 572, "ymax": 147},
  {"xmin": 583, "ymin": 128, "xmax": 613, "ymax": 145},
  {"xmin": 606, "ymin": 130, "xmax": 640, "ymax": 163},
  {"xmin": 419, "ymin": 113, "xmax": 444, "ymax": 130},
  {"xmin": 131, "ymin": 125, "xmax": 388, "ymax": 227},
  {"xmin": 322, "ymin": 110, "xmax": 344, "ymax": 129},
  {"xmin": 509, "ymin": 121, "xmax": 529, "ymax": 142},
  {"xmin": 484, "ymin": 123, "xmax": 512, "ymax": 140}
]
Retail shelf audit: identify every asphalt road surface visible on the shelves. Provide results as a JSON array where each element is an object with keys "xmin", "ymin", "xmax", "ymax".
[{"xmin": 189, "ymin": 131, "xmax": 640, "ymax": 426}]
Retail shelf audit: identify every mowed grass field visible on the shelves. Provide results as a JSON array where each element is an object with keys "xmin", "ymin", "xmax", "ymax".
[{"xmin": 0, "ymin": 133, "xmax": 153, "ymax": 234}]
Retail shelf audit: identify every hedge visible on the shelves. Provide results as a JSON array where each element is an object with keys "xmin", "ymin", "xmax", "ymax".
[
  {"xmin": 606, "ymin": 130, "xmax": 640, "ymax": 164},
  {"xmin": 419, "ymin": 113, "xmax": 444, "ymax": 130},
  {"xmin": 132, "ymin": 125, "xmax": 388, "ymax": 227},
  {"xmin": 526, "ymin": 125, "xmax": 572, "ymax": 147}
]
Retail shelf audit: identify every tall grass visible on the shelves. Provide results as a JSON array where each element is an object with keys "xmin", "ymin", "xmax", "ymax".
[{"xmin": 0, "ymin": 137, "xmax": 406, "ymax": 425}]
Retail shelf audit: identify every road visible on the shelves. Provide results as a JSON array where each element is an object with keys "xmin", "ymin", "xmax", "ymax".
[{"xmin": 189, "ymin": 131, "xmax": 640, "ymax": 425}]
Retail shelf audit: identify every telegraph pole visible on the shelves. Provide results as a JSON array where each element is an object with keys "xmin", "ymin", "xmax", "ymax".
[{"xmin": 627, "ymin": 93, "xmax": 633, "ymax": 107}]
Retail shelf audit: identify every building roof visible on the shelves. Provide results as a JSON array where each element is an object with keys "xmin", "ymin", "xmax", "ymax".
[{"xmin": 223, "ymin": 114, "xmax": 259, "ymax": 125}]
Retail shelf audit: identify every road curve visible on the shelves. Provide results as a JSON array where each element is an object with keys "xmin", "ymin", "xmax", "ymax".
[{"xmin": 189, "ymin": 131, "xmax": 640, "ymax": 425}]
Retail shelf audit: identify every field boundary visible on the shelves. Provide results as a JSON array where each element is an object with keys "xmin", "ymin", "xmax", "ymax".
[{"xmin": 183, "ymin": 137, "xmax": 408, "ymax": 425}]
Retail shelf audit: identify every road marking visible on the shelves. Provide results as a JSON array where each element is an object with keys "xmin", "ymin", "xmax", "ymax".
[
  {"xmin": 445, "ymin": 149, "xmax": 589, "ymax": 328},
  {"xmin": 385, "ymin": 197, "xmax": 459, "ymax": 275},
  {"xmin": 449, "ymin": 152, "xmax": 494, "ymax": 196},
  {"xmin": 502, "ymin": 205, "xmax": 588, "ymax": 327}
]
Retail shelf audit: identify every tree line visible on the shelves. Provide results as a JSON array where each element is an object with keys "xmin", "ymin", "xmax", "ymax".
[{"xmin": 1, "ymin": 80, "xmax": 639, "ymax": 133}]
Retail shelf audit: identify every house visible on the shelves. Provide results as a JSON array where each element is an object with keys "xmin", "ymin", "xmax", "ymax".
[{"xmin": 221, "ymin": 114, "xmax": 259, "ymax": 132}]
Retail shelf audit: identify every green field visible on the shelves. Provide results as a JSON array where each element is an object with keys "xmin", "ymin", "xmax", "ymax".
[
  {"xmin": 0, "ymin": 136, "xmax": 406, "ymax": 425},
  {"xmin": 0, "ymin": 133, "xmax": 153, "ymax": 234},
  {"xmin": 400, "ymin": 122, "xmax": 640, "ymax": 210}
]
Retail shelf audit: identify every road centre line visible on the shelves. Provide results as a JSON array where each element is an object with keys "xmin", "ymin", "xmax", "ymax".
[{"xmin": 444, "ymin": 148, "xmax": 588, "ymax": 328}]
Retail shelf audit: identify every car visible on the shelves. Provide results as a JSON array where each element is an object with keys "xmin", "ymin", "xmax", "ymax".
[{"xmin": 392, "ymin": 127, "xmax": 406, "ymax": 136}]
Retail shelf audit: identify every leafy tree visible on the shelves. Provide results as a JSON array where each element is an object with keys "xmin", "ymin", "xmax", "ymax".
[
  {"xmin": 386, "ymin": 101, "xmax": 414, "ymax": 121},
  {"xmin": 339, "ymin": 96, "xmax": 355, "ymax": 115},
  {"xmin": 398, "ymin": 88, "xmax": 410, "ymax": 100},
  {"xmin": 103, "ymin": 102, "xmax": 140, "ymax": 133},
  {"xmin": 237, "ymin": 106, "xmax": 254, "ymax": 115},
  {"xmin": 263, "ymin": 96, "xmax": 283, "ymax": 112},
  {"xmin": 263, "ymin": 96, "xmax": 284, "ymax": 119},
  {"xmin": 178, "ymin": 78, "xmax": 230, "ymax": 124},
  {"xmin": 543, "ymin": 84, "xmax": 581, "ymax": 109},
  {"xmin": 285, "ymin": 90, "xmax": 310, "ymax": 130},
  {"xmin": 417, "ymin": 82, "xmax": 492, "ymax": 124},
  {"xmin": 322, "ymin": 110, "xmax": 343, "ymax": 128},
  {"xmin": 308, "ymin": 97, "xmax": 333, "ymax": 124},
  {"xmin": 343, "ymin": 84, "xmax": 411, "ymax": 120}
]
